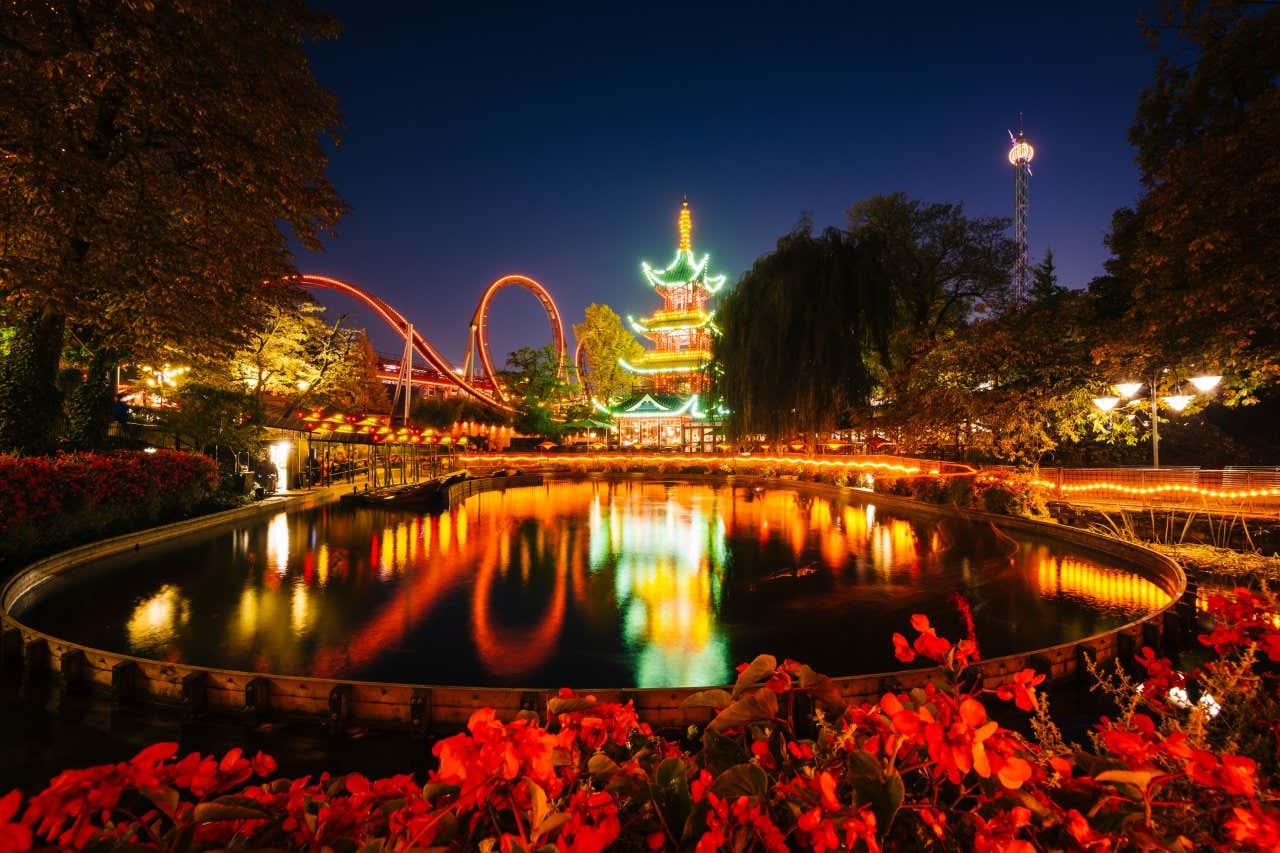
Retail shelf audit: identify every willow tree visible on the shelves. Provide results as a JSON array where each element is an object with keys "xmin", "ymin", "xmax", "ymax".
[
  {"xmin": 713, "ymin": 223, "xmax": 888, "ymax": 443},
  {"xmin": 0, "ymin": 1, "xmax": 346, "ymax": 452}
]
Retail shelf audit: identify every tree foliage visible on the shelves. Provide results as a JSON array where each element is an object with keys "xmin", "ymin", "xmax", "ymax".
[
  {"xmin": 0, "ymin": 0, "xmax": 346, "ymax": 449},
  {"xmin": 0, "ymin": 308, "xmax": 64, "ymax": 454},
  {"xmin": 1107, "ymin": 0, "xmax": 1280, "ymax": 391},
  {"xmin": 572, "ymin": 303, "xmax": 643, "ymax": 404},
  {"xmin": 715, "ymin": 222, "xmax": 886, "ymax": 442},
  {"xmin": 162, "ymin": 384, "xmax": 265, "ymax": 469},
  {"xmin": 715, "ymin": 197, "xmax": 1014, "ymax": 448},
  {"xmin": 503, "ymin": 345, "xmax": 570, "ymax": 438},
  {"xmin": 216, "ymin": 300, "xmax": 385, "ymax": 420}
]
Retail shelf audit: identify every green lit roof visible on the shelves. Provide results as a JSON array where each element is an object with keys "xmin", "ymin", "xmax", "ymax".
[
  {"xmin": 602, "ymin": 392, "xmax": 709, "ymax": 419},
  {"xmin": 628, "ymin": 309, "xmax": 719, "ymax": 335},
  {"xmin": 641, "ymin": 250, "xmax": 727, "ymax": 293}
]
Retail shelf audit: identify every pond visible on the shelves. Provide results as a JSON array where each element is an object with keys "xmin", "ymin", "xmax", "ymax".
[{"xmin": 17, "ymin": 479, "xmax": 1171, "ymax": 689}]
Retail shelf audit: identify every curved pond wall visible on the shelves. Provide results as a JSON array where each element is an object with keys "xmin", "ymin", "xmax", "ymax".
[{"xmin": 1, "ymin": 474, "xmax": 1187, "ymax": 733}]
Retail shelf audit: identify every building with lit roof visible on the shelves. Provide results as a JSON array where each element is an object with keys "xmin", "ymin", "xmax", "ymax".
[{"xmin": 601, "ymin": 197, "xmax": 725, "ymax": 450}]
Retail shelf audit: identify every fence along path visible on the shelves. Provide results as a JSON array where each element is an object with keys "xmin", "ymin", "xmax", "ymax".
[{"xmin": 1013, "ymin": 466, "xmax": 1280, "ymax": 516}]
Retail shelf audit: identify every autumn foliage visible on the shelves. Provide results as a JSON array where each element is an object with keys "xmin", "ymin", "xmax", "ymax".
[{"xmin": 4, "ymin": 588, "xmax": 1280, "ymax": 850}]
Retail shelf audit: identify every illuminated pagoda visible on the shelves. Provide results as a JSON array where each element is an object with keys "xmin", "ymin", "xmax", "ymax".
[{"xmin": 604, "ymin": 197, "xmax": 725, "ymax": 450}]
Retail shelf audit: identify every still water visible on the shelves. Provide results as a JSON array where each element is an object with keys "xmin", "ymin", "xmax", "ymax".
[{"xmin": 19, "ymin": 480, "xmax": 1170, "ymax": 689}]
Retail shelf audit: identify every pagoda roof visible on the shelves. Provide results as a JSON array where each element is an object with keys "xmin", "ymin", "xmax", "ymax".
[
  {"xmin": 641, "ymin": 249, "xmax": 727, "ymax": 293},
  {"xmin": 628, "ymin": 308, "xmax": 719, "ymax": 335},
  {"xmin": 619, "ymin": 350, "xmax": 711, "ymax": 376},
  {"xmin": 601, "ymin": 392, "xmax": 709, "ymax": 420}
]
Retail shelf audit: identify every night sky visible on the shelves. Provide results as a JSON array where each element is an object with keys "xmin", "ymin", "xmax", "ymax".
[{"xmin": 299, "ymin": 1, "xmax": 1157, "ymax": 362}]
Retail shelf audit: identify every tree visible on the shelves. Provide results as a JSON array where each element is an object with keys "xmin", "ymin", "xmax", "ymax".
[
  {"xmin": 162, "ymin": 383, "xmax": 265, "ymax": 473},
  {"xmin": 179, "ymin": 299, "xmax": 386, "ymax": 423},
  {"xmin": 848, "ymin": 193, "xmax": 1014, "ymax": 373},
  {"xmin": 714, "ymin": 222, "xmax": 885, "ymax": 443},
  {"xmin": 1029, "ymin": 248, "xmax": 1066, "ymax": 302},
  {"xmin": 0, "ymin": 309, "xmax": 64, "ymax": 453},
  {"xmin": 572, "ymin": 304, "xmax": 643, "ymax": 404},
  {"xmin": 1112, "ymin": 0, "xmax": 1280, "ymax": 391},
  {"xmin": 503, "ymin": 345, "xmax": 570, "ymax": 438},
  {"xmin": 0, "ymin": 1, "xmax": 346, "ymax": 451}
]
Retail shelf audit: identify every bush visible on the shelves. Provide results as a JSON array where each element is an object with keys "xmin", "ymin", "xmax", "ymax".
[
  {"xmin": 0, "ymin": 450, "xmax": 219, "ymax": 566},
  {"xmin": 6, "ymin": 590, "xmax": 1280, "ymax": 851}
]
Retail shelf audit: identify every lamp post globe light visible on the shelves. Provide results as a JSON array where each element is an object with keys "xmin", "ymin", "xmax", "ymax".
[{"xmin": 1091, "ymin": 372, "xmax": 1221, "ymax": 468}]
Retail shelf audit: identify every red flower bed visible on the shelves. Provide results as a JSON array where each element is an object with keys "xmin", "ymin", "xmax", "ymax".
[
  {"xmin": 0, "ymin": 451, "xmax": 218, "ymax": 563},
  {"xmin": 3, "ymin": 590, "xmax": 1280, "ymax": 851}
]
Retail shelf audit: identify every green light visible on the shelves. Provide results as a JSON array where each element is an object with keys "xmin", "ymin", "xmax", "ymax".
[{"xmin": 618, "ymin": 357, "xmax": 708, "ymax": 375}]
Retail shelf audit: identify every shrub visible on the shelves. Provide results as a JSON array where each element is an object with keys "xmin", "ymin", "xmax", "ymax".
[{"xmin": 0, "ymin": 450, "xmax": 219, "ymax": 566}]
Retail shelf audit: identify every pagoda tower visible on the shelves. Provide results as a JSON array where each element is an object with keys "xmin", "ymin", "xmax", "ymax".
[
  {"xmin": 620, "ymin": 196, "xmax": 725, "ymax": 394},
  {"xmin": 605, "ymin": 197, "xmax": 726, "ymax": 449}
]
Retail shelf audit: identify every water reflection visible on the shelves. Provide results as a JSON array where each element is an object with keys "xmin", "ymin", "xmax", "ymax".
[
  {"xmin": 28, "ymin": 481, "xmax": 1171, "ymax": 690},
  {"xmin": 124, "ymin": 584, "xmax": 190, "ymax": 653}
]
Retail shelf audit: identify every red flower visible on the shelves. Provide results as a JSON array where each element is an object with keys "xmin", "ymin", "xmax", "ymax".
[
  {"xmin": 996, "ymin": 668, "xmax": 1046, "ymax": 712},
  {"xmin": 0, "ymin": 790, "xmax": 32, "ymax": 853}
]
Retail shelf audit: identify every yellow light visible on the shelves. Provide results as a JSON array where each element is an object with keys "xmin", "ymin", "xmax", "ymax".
[
  {"xmin": 677, "ymin": 197, "xmax": 692, "ymax": 252},
  {"xmin": 1093, "ymin": 396, "xmax": 1120, "ymax": 412},
  {"xmin": 1115, "ymin": 382, "xmax": 1143, "ymax": 399},
  {"xmin": 1008, "ymin": 140, "xmax": 1035, "ymax": 165},
  {"xmin": 1162, "ymin": 394, "xmax": 1193, "ymax": 412},
  {"xmin": 1190, "ymin": 375, "xmax": 1221, "ymax": 393}
]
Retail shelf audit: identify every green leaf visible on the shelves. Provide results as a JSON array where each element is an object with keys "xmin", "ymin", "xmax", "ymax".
[
  {"xmin": 378, "ymin": 798, "xmax": 407, "ymax": 815},
  {"xmin": 192, "ymin": 797, "xmax": 273, "ymax": 823},
  {"xmin": 708, "ymin": 688, "xmax": 779, "ymax": 733},
  {"xmin": 139, "ymin": 785, "xmax": 179, "ymax": 818},
  {"xmin": 536, "ymin": 812, "xmax": 571, "ymax": 841},
  {"xmin": 732, "ymin": 654, "xmax": 777, "ymax": 699},
  {"xmin": 656, "ymin": 756, "xmax": 688, "ymax": 789},
  {"xmin": 528, "ymin": 779, "xmax": 550, "ymax": 831},
  {"xmin": 885, "ymin": 771, "xmax": 905, "ymax": 817},
  {"xmin": 650, "ymin": 758, "xmax": 693, "ymax": 847},
  {"xmin": 797, "ymin": 665, "xmax": 846, "ymax": 714},
  {"xmin": 709, "ymin": 763, "xmax": 769, "ymax": 801},
  {"xmin": 422, "ymin": 782, "xmax": 460, "ymax": 801},
  {"xmin": 587, "ymin": 752, "xmax": 620, "ymax": 778},
  {"xmin": 1095, "ymin": 769, "xmax": 1160, "ymax": 793},
  {"xmin": 701, "ymin": 728, "xmax": 749, "ymax": 775},
  {"xmin": 680, "ymin": 688, "xmax": 733, "ymax": 710}
]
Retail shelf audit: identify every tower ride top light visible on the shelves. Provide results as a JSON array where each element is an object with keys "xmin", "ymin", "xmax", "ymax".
[
  {"xmin": 1008, "ymin": 135, "xmax": 1035, "ymax": 165},
  {"xmin": 1007, "ymin": 119, "xmax": 1035, "ymax": 304}
]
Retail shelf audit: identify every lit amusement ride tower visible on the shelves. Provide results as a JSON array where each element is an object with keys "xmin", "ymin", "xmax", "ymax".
[
  {"xmin": 1008, "ymin": 120, "xmax": 1035, "ymax": 304},
  {"xmin": 603, "ymin": 196, "xmax": 726, "ymax": 449}
]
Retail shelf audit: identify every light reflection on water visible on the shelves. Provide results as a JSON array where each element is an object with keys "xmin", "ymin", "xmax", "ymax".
[{"xmin": 22, "ymin": 481, "xmax": 1170, "ymax": 689}]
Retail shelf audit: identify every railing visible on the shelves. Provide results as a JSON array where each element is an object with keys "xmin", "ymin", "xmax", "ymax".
[{"xmin": 1019, "ymin": 466, "xmax": 1280, "ymax": 515}]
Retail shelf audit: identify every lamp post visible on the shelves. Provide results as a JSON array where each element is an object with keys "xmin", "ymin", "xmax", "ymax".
[{"xmin": 1092, "ymin": 372, "xmax": 1220, "ymax": 468}]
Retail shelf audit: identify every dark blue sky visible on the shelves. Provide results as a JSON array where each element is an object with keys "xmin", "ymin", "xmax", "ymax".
[{"xmin": 299, "ymin": 1, "xmax": 1157, "ymax": 361}]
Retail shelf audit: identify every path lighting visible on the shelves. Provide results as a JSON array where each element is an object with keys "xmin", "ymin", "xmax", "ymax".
[
  {"xmin": 1091, "ymin": 370, "xmax": 1223, "ymax": 468},
  {"xmin": 1190, "ymin": 375, "xmax": 1222, "ymax": 394},
  {"xmin": 1115, "ymin": 382, "xmax": 1144, "ymax": 399}
]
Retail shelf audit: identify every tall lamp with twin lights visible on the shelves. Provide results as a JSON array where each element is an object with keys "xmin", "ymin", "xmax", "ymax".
[{"xmin": 1092, "ymin": 373, "xmax": 1221, "ymax": 468}]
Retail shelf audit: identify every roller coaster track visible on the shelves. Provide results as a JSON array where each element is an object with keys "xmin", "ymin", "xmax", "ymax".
[{"xmin": 297, "ymin": 273, "xmax": 566, "ymax": 414}]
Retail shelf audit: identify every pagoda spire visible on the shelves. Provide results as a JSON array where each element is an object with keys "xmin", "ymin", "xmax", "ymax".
[{"xmin": 678, "ymin": 195, "xmax": 692, "ymax": 252}]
